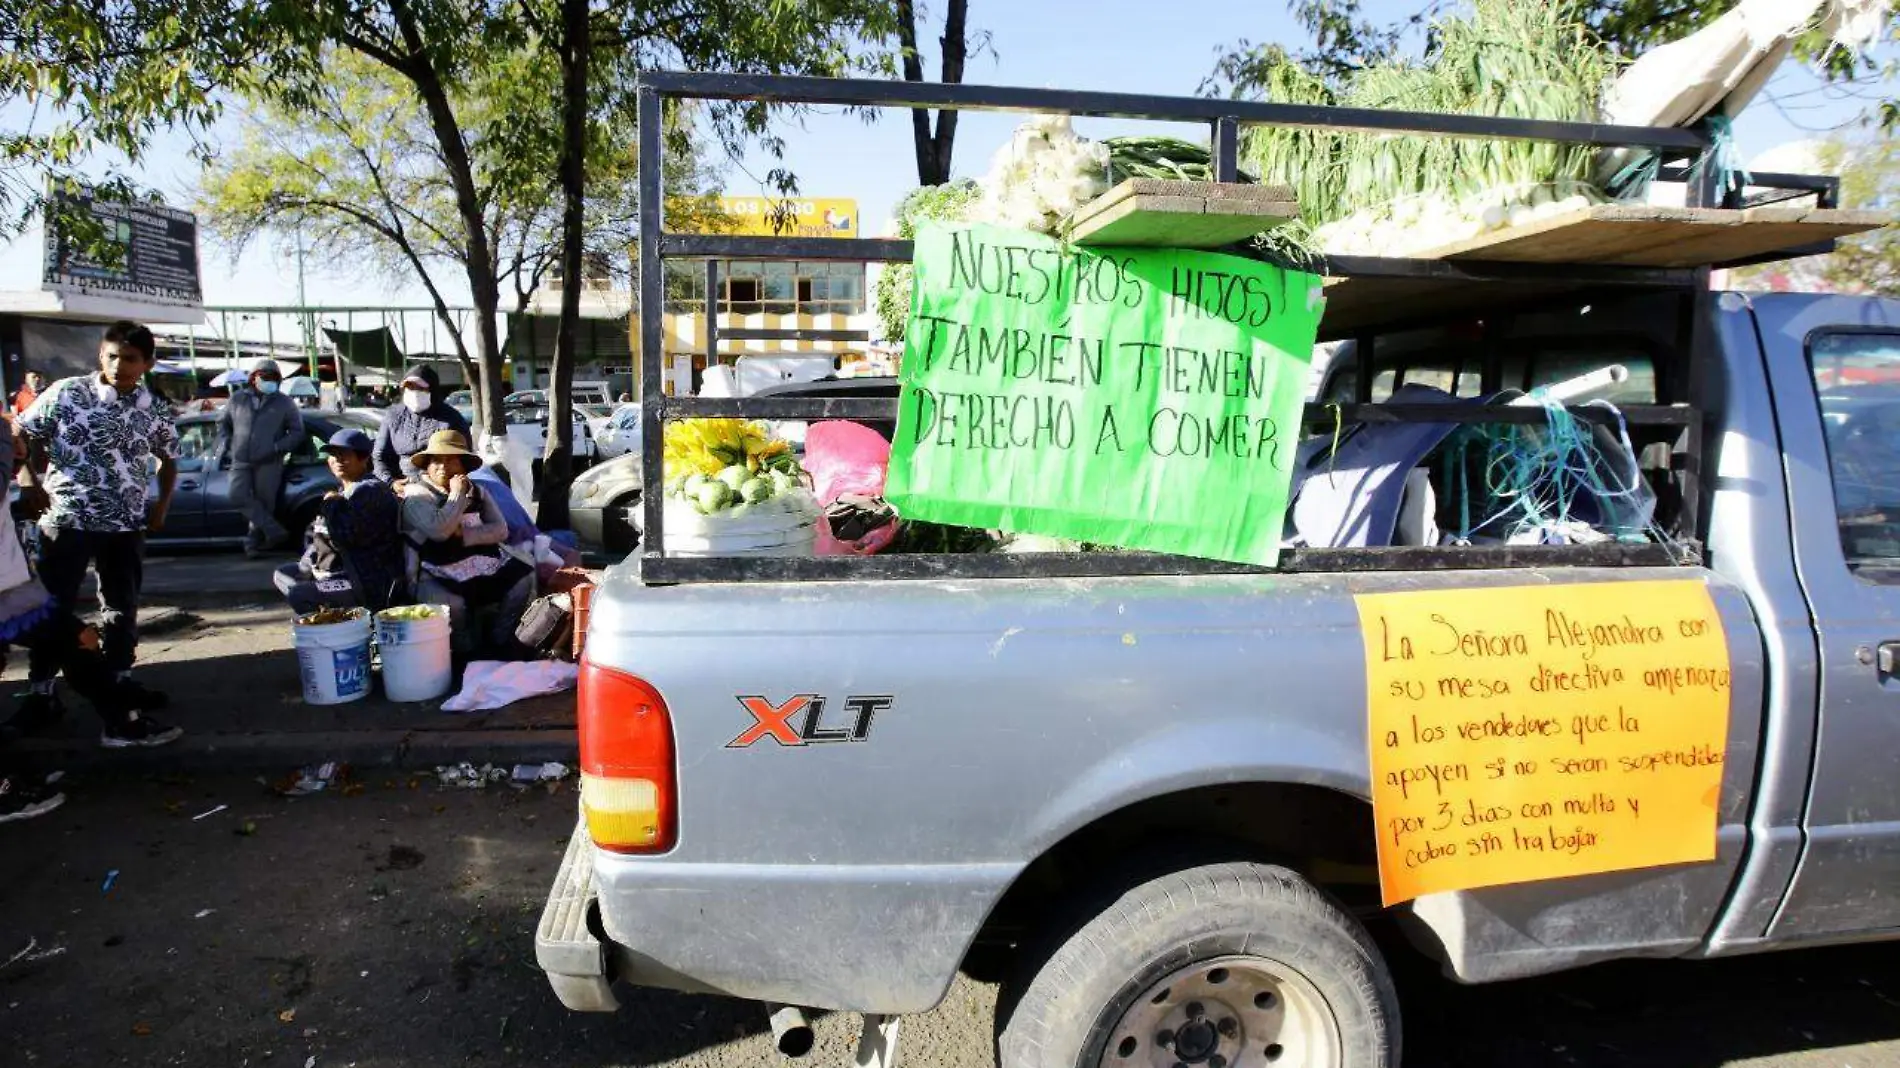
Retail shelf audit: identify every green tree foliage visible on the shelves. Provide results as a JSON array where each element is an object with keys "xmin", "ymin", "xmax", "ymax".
[
  {"xmin": 1824, "ymin": 137, "xmax": 1900, "ymax": 293},
  {"xmin": 198, "ymin": 47, "xmax": 654, "ymax": 406},
  {"xmin": 0, "ymin": 0, "xmax": 299, "ymax": 257},
  {"xmin": 1729, "ymin": 136, "xmax": 1899, "ymax": 295}
]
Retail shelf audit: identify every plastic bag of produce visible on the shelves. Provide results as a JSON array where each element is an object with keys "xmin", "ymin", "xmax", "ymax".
[{"xmin": 804, "ymin": 421, "xmax": 899, "ymax": 556}]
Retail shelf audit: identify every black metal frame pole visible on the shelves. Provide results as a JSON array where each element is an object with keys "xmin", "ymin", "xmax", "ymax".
[
  {"xmin": 1212, "ymin": 118, "xmax": 1239, "ymax": 183},
  {"xmin": 637, "ymin": 85, "xmax": 667, "ymax": 564},
  {"xmin": 704, "ymin": 259, "xmax": 721, "ymax": 366},
  {"xmin": 1676, "ymin": 270, "xmax": 1714, "ymax": 540},
  {"xmin": 644, "ymin": 71, "xmax": 1712, "ymax": 151}
]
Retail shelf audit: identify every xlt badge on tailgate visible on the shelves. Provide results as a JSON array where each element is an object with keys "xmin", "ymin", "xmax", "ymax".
[{"xmin": 728, "ymin": 694, "xmax": 893, "ymax": 748}]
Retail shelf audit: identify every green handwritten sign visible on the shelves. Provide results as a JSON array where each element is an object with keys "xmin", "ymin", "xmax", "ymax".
[{"xmin": 886, "ymin": 222, "xmax": 1324, "ymax": 565}]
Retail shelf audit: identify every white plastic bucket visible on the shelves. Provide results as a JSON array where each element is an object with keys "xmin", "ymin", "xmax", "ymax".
[
  {"xmin": 293, "ymin": 609, "xmax": 373, "ymax": 705},
  {"xmin": 375, "ymin": 605, "xmax": 454, "ymax": 703}
]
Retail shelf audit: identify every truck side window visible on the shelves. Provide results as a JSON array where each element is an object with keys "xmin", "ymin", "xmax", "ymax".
[{"xmin": 1809, "ymin": 331, "xmax": 1900, "ymax": 568}]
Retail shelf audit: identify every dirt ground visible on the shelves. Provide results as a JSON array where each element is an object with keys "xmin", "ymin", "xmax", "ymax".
[{"xmin": 6, "ymin": 773, "xmax": 1900, "ymax": 1068}]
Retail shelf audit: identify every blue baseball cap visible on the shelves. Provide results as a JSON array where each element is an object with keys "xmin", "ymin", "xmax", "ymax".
[{"xmin": 321, "ymin": 428, "xmax": 375, "ymax": 456}]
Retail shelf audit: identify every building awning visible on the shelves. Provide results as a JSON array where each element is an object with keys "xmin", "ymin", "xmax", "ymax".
[
  {"xmin": 503, "ymin": 312, "xmax": 630, "ymax": 363},
  {"xmin": 321, "ymin": 326, "xmax": 407, "ymax": 371}
]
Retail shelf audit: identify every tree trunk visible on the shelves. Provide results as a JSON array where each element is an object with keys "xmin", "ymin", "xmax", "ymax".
[
  {"xmin": 387, "ymin": 6, "xmax": 508, "ymax": 439},
  {"xmin": 896, "ymin": 0, "xmax": 968, "ymax": 186},
  {"xmin": 538, "ymin": 0, "xmax": 589, "ymax": 531}
]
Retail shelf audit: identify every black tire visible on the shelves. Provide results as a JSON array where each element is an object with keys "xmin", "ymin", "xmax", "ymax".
[
  {"xmin": 998, "ymin": 862, "xmax": 1398, "ymax": 1068},
  {"xmin": 600, "ymin": 491, "xmax": 642, "ymax": 555},
  {"xmin": 287, "ymin": 500, "xmax": 321, "ymax": 546}
]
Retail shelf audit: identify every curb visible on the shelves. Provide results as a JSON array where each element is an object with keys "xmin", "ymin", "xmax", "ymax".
[{"xmin": 5, "ymin": 728, "xmax": 577, "ymax": 775}]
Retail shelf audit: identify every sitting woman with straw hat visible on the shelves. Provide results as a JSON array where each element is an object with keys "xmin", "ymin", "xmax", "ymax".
[{"xmin": 399, "ymin": 430, "xmax": 535, "ymax": 660}]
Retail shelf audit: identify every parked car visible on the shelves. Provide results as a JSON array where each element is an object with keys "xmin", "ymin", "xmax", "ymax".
[
  {"xmin": 578, "ymin": 402, "xmax": 617, "ymax": 437},
  {"xmin": 591, "ymin": 405, "xmax": 643, "ymax": 460},
  {"xmin": 753, "ymin": 374, "xmax": 898, "ymax": 442},
  {"xmin": 504, "ymin": 405, "xmax": 596, "ymax": 466},
  {"xmin": 145, "ymin": 411, "xmax": 384, "ymax": 547},
  {"xmin": 446, "ymin": 389, "xmax": 475, "ymax": 425},
  {"xmin": 567, "ymin": 452, "xmax": 643, "ymax": 555}
]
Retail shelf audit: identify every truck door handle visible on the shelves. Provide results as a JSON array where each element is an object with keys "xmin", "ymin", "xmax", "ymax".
[
  {"xmin": 177, "ymin": 479, "xmax": 200, "ymax": 491},
  {"xmin": 1878, "ymin": 643, "xmax": 1900, "ymax": 675}
]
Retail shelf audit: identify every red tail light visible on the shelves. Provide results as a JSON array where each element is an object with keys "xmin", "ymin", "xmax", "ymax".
[{"xmin": 577, "ymin": 657, "xmax": 676, "ymax": 853}]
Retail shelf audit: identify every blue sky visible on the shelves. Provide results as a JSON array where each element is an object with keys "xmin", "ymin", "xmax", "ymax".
[{"xmin": 0, "ymin": 0, "xmax": 1889, "ymax": 315}]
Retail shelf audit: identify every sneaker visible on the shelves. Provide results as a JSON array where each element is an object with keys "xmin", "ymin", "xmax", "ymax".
[
  {"xmin": 100, "ymin": 711, "xmax": 183, "ymax": 749},
  {"xmin": 113, "ymin": 677, "xmax": 170, "ymax": 711},
  {"xmin": 0, "ymin": 776, "xmax": 66, "ymax": 823},
  {"xmin": 2, "ymin": 690, "xmax": 66, "ymax": 739}
]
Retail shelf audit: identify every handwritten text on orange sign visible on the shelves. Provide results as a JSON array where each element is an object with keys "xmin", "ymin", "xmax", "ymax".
[{"xmin": 1355, "ymin": 581, "xmax": 1732, "ymax": 905}]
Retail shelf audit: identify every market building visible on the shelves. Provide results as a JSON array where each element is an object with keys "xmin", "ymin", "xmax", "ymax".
[{"xmin": 506, "ymin": 196, "xmax": 878, "ymax": 400}]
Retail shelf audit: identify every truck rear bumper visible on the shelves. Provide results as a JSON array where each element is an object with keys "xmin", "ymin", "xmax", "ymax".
[
  {"xmin": 539, "ymin": 817, "xmax": 1020, "ymax": 1014},
  {"xmin": 535, "ymin": 819, "xmax": 619, "ymax": 1012}
]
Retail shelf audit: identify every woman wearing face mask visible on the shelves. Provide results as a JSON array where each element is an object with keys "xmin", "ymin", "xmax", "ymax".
[
  {"xmin": 371, "ymin": 364, "xmax": 472, "ymax": 484},
  {"xmin": 399, "ymin": 430, "xmax": 534, "ymax": 662},
  {"xmin": 217, "ymin": 357, "xmax": 305, "ymax": 558}
]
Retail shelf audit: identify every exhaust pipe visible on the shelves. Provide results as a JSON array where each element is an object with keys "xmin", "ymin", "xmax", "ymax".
[{"xmin": 767, "ymin": 1003, "xmax": 815, "ymax": 1058}]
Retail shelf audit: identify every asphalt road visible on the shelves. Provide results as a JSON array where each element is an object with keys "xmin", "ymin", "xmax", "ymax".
[{"xmin": 4, "ymin": 773, "xmax": 1900, "ymax": 1068}]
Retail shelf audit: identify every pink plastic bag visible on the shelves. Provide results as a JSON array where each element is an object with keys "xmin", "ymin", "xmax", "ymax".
[{"xmin": 804, "ymin": 421, "xmax": 899, "ymax": 555}]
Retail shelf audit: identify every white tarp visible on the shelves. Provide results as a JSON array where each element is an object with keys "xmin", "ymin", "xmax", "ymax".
[
  {"xmin": 1603, "ymin": 0, "xmax": 1887, "ymax": 128},
  {"xmin": 1595, "ymin": 0, "xmax": 1888, "ymax": 196}
]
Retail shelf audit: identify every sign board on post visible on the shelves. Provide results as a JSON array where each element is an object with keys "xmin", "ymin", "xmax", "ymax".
[
  {"xmin": 41, "ymin": 181, "xmax": 203, "ymax": 310},
  {"xmin": 1354, "ymin": 580, "xmax": 1733, "ymax": 905},
  {"xmin": 885, "ymin": 222, "xmax": 1324, "ymax": 566}
]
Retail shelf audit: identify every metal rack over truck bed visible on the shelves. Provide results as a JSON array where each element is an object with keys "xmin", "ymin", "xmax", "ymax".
[{"xmin": 631, "ymin": 71, "xmax": 1862, "ymax": 584}]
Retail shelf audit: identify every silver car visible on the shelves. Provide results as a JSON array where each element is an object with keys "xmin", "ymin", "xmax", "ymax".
[{"xmin": 566, "ymin": 451, "xmax": 642, "ymax": 555}]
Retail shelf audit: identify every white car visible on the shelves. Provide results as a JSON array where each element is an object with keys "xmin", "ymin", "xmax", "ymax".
[
  {"xmin": 503, "ymin": 405, "xmax": 597, "ymax": 464},
  {"xmin": 592, "ymin": 405, "xmax": 644, "ymax": 459}
]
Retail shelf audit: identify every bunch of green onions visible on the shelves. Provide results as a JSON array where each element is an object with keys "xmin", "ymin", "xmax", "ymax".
[{"xmin": 1240, "ymin": 0, "xmax": 1620, "ymax": 254}]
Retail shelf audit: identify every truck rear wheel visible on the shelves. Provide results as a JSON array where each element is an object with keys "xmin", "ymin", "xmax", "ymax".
[{"xmin": 997, "ymin": 862, "xmax": 1397, "ymax": 1068}]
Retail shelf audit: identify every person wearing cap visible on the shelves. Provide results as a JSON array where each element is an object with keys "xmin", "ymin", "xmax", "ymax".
[
  {"xmin": 272, "ymin": 428, "xmax": 407, "ymax": 615},
  {"xmin": 399, "ymin": 430, "xmax": 534, "ymax": 659},
  {"xmin": 372, "ymin": 364, "xmax": 471, "ymax": 484},
  {"xmin": 218, "ymin": 357, "xmax": 305, "ymax": 557}
]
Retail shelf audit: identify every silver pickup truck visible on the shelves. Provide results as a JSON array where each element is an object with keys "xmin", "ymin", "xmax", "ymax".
[
  {"xmin": 534, "ymin": 72, "xmax": 1900, "ymax": 1068},
  {"xmin": 538, "ymin": 285, "xmax": 1900, "ymax": 1067}
]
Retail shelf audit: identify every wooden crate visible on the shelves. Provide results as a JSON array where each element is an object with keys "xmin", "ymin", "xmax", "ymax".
[{"xmin": 1069, "ymin": 179, "xmax": 1298, "ymax": 248}]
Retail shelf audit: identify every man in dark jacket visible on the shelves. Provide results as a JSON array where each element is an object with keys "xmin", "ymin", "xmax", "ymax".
[
  {"xmin": 373, "ymin": 364, "xmax": 472, "ymax": 483},
  {"xmin": 219, "ymin": 357, "xmax": 305, "ymax": 557}
]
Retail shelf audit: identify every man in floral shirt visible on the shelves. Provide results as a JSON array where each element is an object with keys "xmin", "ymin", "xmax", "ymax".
[{"xmin": 5, "ymin": 321, "xmax": 182, "ymax": 747}]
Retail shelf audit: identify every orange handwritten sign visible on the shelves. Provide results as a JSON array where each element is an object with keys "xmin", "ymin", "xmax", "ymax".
[{"xmin": 1354, "ymin": 580, "xmax": 1731, "ymax": 905}]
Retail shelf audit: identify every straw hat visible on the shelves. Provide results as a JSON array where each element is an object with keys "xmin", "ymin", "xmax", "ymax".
[{"xmin": 409, "ymin": 429, "xmax": 484, "ymax": 470}]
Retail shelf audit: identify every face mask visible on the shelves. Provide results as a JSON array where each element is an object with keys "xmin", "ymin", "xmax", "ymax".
[
  {"xmin": 258, "ymin": 380, "xmax": 280, "ymax": 395},
  {"xmin": 402, "ymin": 391, "xmax": 431, "ymax": 414}
]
